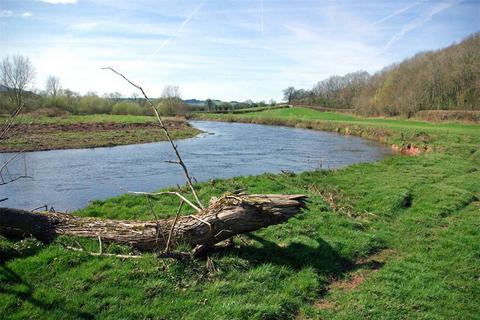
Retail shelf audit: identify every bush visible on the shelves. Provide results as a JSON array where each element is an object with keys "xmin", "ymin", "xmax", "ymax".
[
  {"xmin": 40, "ymin": 95, "xmax": 77, "ymax": 114},
  {"xmin": 76, "ymin": 95, "xmax": 112, "ymax": 114},
  {"xmin": 29, "ymin": 107, "xmax": 70, "ymax": 117},
  {"xmin": 111, "ymin": 101, "xmax": 143, "ymax": 115},
  {"xmin": 414, "ymin": 110, "xmax": 480, "ymax": 122},
  {"xmin": 157, "ymin": 98, "xmax": 186, "ymax": 116}
]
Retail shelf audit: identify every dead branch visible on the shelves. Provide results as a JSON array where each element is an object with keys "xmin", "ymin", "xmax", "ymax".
[
  {"xmin": 164, "ymin": 200, "xmax": 184, "ymax": 253},
  {"xmin": 0, "ymin": 150, "xmax": 31, "ymax": 186},
  {"xmin": 60, "ymin": 244, "xmax": 143, "ymax": 259},
  {"xmin": 102, "ymin": 67, "xmax": 204, "ymax": 210}
]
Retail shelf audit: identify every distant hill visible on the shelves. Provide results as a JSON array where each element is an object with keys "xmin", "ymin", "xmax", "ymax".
[
  {"xmin": 0, "ymin": 84, "xmax": 9, "ymax": 92},
  {"xmin": 183, "ymin": 99, "xmax": 241, "ymax": 108},
  {"xmin": 184, "ymin": 99, "xmax": 205, "ymax": 107}
]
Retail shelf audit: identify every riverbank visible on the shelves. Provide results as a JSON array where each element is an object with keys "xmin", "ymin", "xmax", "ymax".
[
  {"xmin": 192, "ymin": 107, "xmax": 480, "ymax": 154},
  {"xmin": 1, "ymin": 109, "xmax": 479, "ymax": 319},
  {"xmin": 0, "ymin": 114, "xmax": 200, "ymax": 152}
]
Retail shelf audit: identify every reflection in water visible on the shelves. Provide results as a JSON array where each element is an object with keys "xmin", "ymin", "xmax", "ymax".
[{"xmin": 0, "ymin": 121, "xmax": 391, "ymax": 210}]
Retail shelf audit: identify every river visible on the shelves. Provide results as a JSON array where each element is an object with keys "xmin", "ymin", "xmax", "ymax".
[{"xmin": 0, "ymin": 121, "xmax": 391, "ymax": 211}]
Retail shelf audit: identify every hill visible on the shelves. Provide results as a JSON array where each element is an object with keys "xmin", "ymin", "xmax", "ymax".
[{"xmin": 290, "ymin": 32, "xmax": 479, "ymax": 117}]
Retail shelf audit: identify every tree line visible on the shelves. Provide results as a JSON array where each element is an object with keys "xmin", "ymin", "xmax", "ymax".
[
  {"xmin": 0, "ymin": 57, "xmax": 188, "ymax": 117},
  {"xmin": 283, "ymin": 32, "xmax": 479, "ymax": 117},
  {"xmin": 0, "ymin": 55, "xmax": 275, "ymax": 117}
]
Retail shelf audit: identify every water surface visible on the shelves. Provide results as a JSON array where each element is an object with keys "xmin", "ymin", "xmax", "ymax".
[{"xmin": 1, "ymin": 121, "xmax": 391, "ymax": 210}]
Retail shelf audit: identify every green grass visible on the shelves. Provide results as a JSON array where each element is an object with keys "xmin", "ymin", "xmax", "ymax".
[{"xmin": 1, "ymin": 109, "xmax": 479, "ymax": 319}]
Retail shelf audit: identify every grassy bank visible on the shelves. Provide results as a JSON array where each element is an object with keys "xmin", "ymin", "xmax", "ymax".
[
  {"xmin": 0, "ymin": 114, "xmax": 200, "ymax": 152},
  {"xmin": 1, "ymin": 109, "xmax": 479, "ymax": 319}
]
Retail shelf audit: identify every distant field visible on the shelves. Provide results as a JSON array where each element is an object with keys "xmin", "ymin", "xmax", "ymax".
[
  {"xmin": 0, "ymin": 114, "xmax": 200, "ymax": 152},
  {"xmin": 1, "ymin": 108, "xmax": 479, "ymax": 319}
]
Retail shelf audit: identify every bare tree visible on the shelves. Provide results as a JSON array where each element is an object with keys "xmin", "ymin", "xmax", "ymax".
[
  {"xmin": 0, "ymin": 55, "xmax": 35, "ymax": 110},
  {"xmin": 159, "ymin": 85, "xmax": 186, "ymax": 116},
  {"xmin": 45, "ymin": 75, "xmax": 61, "ymax": 97},
  {"xmin": 283, "ymin": 87, "xmax": 296, "ymax": 104},
  {"xmin": 161, "ymin": 85, "xmax": 181, "ymax": 99},
  {"xmin": 0, "ymin": 56, "xmax": 35, "ymax": 200}
]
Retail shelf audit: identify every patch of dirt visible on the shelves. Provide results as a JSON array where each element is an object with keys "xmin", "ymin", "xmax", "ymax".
[
  {"xmin": 6, "ymin": 120, "xmax": 189, "ymax": 135},
  {"xmin": 391, "ymin": 144, "xmax": 425, "ymax": 155},
  {"xmin": 313, "ymin": 300, "xmax": 336, "ymax": 310},
  {"xmin": 313, "ymin": 249, "xmax": 396, "ymax": 310}
]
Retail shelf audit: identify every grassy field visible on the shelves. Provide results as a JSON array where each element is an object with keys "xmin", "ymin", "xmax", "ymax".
[
  {"xmin": 1, "ymin": 108, "xmax": 479, "ymax": 319},
  {"xmin": 0, "ymin": 114, "xmax": 200, "ymax": 152}
]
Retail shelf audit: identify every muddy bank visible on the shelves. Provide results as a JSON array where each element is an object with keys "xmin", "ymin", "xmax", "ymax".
[{"xmin": 0, "ymin": 119, "xmax": 200, "ymax": 153}]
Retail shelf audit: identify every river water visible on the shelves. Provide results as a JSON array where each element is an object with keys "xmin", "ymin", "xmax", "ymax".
[{"xmin": 0, "ymin": 121, "xmax": 391, "ymax": 211}]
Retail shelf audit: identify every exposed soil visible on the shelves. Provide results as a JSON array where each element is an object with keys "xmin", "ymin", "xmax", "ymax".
[
  {"xmin": 5, "ymin": 121, "xmax": 186, "ymax": 135},
  {"xmin": 313, "ymin": 249, "xmax": 396, "ymax": 311},
  {"xmin": 391, "ymin": 144, "xmax": 424, "ymax": 155},
  {"xmin": 0, "ymin": 120, "xmax": 200, "ymax": 153}
]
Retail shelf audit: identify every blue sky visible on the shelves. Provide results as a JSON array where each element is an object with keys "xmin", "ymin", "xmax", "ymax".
[{"xmin": 0, "ymin": 0, "xmax": 478, "ymax": 101}]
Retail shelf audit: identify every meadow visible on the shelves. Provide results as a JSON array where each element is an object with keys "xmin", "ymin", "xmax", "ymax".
[{"xmin": 1, "ymin": 108, "xmax": 479, "ymax": 319}]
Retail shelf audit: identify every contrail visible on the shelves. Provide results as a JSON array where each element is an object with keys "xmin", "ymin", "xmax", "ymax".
[
  {"xmin": 143, "ymin": 2, "xmax": 203, "ymax": 63},
  {"xmin": 260, "ymin": 0, "xmax": 264, "ymax": 35},
  {"xmin": 260, "ymin": 0, "xmax": 267, "ymax": 61},
  {"xmin": 383, "ymin": 0, "xmax": 461, "ymax": 50},
  {"xmin": 372, "ymin": 0, "xmax": 424, "ymax": 26}
]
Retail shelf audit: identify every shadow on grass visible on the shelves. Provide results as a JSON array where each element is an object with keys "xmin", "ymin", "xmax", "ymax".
[
  {"xmin": 212, "ymin": 233, "xmax": 386, "ymax": 296},
  {"xmin": 241, "ymin": 234, "xmax": 353, "ymax": 276},
  {"xmin": 208, "ymin": 234, "xmax": 365, "ymax": 282},
  {"xmin": 0, "ymin": 264, "xmax": 95, "ymax": 319}
]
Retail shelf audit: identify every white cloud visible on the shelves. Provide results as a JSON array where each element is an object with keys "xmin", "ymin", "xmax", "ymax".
[
  {"xmin": 39, "ymin": 0, "xmax": 77, "ymax": 4},
  {"xmin": 22, "ymin": 12, "xmax": 33, "ymax": 18},
  {"xmin": 69, "ymin": 21, "xmax": 100, "ymax": 31},
  {"xmin": 0, "ymin": 10, "xmax": 13, "ymax": 18}
]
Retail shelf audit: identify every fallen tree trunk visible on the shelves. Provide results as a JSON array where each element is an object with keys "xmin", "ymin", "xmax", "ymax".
[{"xmin": 0, "ymin": 194, "xmax": 307, "ymax": 252}]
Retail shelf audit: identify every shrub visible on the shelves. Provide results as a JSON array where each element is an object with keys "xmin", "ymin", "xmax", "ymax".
[
  {"xmin": 29, "ymin": 107, "xmax": 70, "ymax": 117},
  {"xmin": 76, "ymin": 95, "xmax": 112, "ymax": 114},
  {"xmin": 111, "ymin": 101, "xmax": 143, "ymax": 115},
  {"xmin": 414, "ymin": 110, "xmax": 480, "ymax": 122},
  {"xmin": 157, "ymin": 98, "xmax": 186, "ymax": 116}
]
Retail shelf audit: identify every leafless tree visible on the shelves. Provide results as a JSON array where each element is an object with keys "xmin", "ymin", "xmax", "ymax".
[
  {"xmin": 45, "ymin": 75, "xmax": 61, "ymax": 97},
  {"xmin": 159, "ymin": 85, "xmax": 186, "ymax": 116},
  {"xmin": 161, "ymin": 85, "xmax": 181, "ymax": 99},
  {"xmin": 283, "ymin": 87, "xmax": 296, "ymax": 104},
  {"xmin": 0, "ymin": 55, "xmax": 35, "ymax": 110},
  {"xmin": 0, "ymin": 55, "xmax": 35, "ymax": 200}
]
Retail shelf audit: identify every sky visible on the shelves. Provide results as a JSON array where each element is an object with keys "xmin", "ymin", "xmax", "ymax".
[{"xmin": 0, "ymin": 0, "xmax": 478, "ymax": 101}]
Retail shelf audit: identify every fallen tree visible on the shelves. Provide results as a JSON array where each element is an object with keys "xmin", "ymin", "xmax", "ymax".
[{"xmin": 0, "ymin": 194, "xmax": 307, "ymax": 254}]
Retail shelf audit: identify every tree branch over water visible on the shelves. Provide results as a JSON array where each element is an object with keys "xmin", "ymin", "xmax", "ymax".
[{"xmin": 102, "ymin": 67, "xmax": 204, "ymax": 210}]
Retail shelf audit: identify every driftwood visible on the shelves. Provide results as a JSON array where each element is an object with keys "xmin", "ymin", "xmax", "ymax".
[{"xmin": 0, "ymin": 194, "xmax": 307, "ymax": 253}]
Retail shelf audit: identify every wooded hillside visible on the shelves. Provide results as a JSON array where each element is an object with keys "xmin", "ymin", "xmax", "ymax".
[{"xmin": 287, "ymin": 33, "xmax": 479, "ymax": 117}]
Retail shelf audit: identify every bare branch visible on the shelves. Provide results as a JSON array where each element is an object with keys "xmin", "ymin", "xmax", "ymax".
[
  {"xmin": 60, "ymin": 244, "xmax": 143, "ymax": 259},
  {"xmin": 164, "ymin": 200, "xmax": 184, "ymax": 253},
  {"xmin": 0, "ymin": 150, "xmax": 31, "ymax": 186},
  {"xmin": 102, "ymin": 67, "xmax": 204, "ymax": 210}
]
